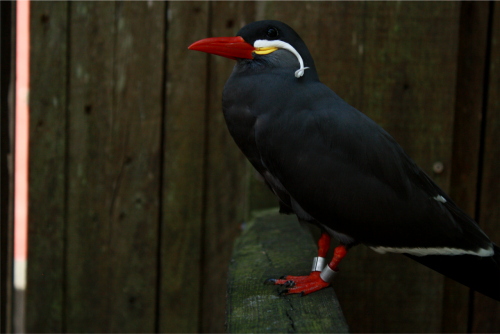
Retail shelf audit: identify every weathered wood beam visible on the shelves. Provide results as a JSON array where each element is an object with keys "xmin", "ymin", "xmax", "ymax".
[{"xmin": 226, "ymin": 209, "xmax": 348, "ymax": 333}]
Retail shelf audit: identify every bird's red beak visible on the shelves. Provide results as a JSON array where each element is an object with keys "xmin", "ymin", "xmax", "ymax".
[{"xmin": 188, "ymin": 36, "xmax": 255, "ymax": 60}]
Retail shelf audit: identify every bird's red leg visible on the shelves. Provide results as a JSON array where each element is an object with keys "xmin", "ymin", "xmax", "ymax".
[
  {"xmin": 273, "ymin": 233, "xmax": 331, "ymax": 284},
  {"xmin": 318, "ymin": 232, "xmax": 331, "ymax": 257},
  {"xmin": 328, "ymin": 244, "xmax": 347, "ymax": 270},
  {"xmin": 266, "ymin": 234, "xmax": 348, "ymax": 296}
]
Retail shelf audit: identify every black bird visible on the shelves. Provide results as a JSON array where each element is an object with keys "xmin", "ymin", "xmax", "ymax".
[{"xmin": 189, "ymin": 20, "xmax": 500, "ymax": 301}]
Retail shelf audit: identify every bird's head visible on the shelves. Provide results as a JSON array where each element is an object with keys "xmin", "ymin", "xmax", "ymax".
[{"xmin": 189, "ymin": 20, "xmax": 316, "ymax": 79}]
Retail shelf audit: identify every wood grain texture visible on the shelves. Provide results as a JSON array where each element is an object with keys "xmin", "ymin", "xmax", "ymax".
[
  {"xmin": 158, "ymin": 2, "xmax": 209, "ymax": 332},
  {"xmin": 200, "ymin": 2, "xmax": 255, "ymax": 332},
  {"xmin": 226, "ymin": 209, "xmax": 348, "ymax": 333},
  {"xmin": 66, "ymin": 3, "xmax": 115, "ymax": 330},
  {"xmin": 26, "ymin": 2, "xmax": 68, "ymax": 332},
  {"xmin": 473, "ymin": 3, "xmax": 500, "ymax": 332},
  {"xmin": 254, "ymin": 2, "xmax": 461, "ymax": 332},
  {"xmin": 444, "ymin": 2, "xmax": 490, "ymax": 332},
  {"xmin": 66, "ymin": 2, "xmax": 164, "ymax": 331}
]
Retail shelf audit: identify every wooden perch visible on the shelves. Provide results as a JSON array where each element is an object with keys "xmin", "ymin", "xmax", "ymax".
[{"xmin": 226, "ymin": 209, "xmax": 349, "ymax": 333}]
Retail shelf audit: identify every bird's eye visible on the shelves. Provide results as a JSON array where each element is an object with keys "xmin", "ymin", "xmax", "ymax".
[{"xmin": 267, "ymin": 27, "xmax": 278, "ymax": 39}]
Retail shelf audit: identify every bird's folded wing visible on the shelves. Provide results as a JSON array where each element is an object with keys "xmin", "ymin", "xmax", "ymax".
[{"xmin": 254, "ymin": 100, "xmax": 492, "ymax": 256}]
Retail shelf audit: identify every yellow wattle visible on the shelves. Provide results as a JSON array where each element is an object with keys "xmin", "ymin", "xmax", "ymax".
[{"xmin": 254, "ymin": 47, "xmax": 278, "ymax": 55}]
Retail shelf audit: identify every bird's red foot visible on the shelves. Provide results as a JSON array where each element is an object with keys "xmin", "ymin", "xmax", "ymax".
[{"xmin": 265, "ymin": 271, "xmax": 330, "ymax": 296}]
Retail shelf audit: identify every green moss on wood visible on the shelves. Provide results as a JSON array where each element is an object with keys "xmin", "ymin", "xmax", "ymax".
[{"xmin": 226, "ymin": 209, "xmax": 348, "ymax": 333}]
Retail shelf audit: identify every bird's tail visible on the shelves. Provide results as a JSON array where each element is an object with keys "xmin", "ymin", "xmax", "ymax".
[{"xmin": 405, "ymin": 244, "xmax": 500, "ymax": 302}]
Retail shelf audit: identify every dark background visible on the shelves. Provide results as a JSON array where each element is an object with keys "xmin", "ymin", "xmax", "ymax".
[{"xmin": 3, "ymin": 1, "xmax": 500, "ymax": 332}]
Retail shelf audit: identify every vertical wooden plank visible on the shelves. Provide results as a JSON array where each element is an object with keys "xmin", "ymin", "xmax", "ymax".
[
  {"xmin": 444, "ymin": 2, "xmax": 490, "ymax": 332},
  {"xmin": 66, "ymin": 2, "xmax": 164, "ymax": 331},
  {"xmin": 473, "ymin": 3, "xmax": 500, "ymax": 332},
  {"xmin": 108, "ymin": 2, "xmax": 164, "ymax": 331},
  {"xmin": 26, "ymin": 2, "xmax": 68, "ymax": 332},
  {"xmin": 1, "ymin": 1, "xmax": 15, "ymax": 332},
  {"xmin": 159, "ymin": 2, "xmax": 208, "ymax": 332},
  {"xmin": 361, "ymin": 2, "xmax": 459, "ymax": 189},
  {"xmin": 109, "ymin": 0, "xmax": 166, "ymax": 333},
  {"xmin": 449, "ymin": 0, "xmax": 490, "ymax": 244},
  {"xmin": 256, "ymin": 2, "xmax": 461, "ymax": 332},
  {"xmin": 66, "ymin": 3, "xmax": 115, "ymax": 330},
  {"xmin": 200, "ymin": 2, "xmax": 255, "ymax": 332}
]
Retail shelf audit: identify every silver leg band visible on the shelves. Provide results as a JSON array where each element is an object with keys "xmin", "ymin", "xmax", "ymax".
[
  {"xmin": 320, "ymin": 265, "xmax": 339, "ymax": 283},
  {"xmin": 311, "ymin": 256, "xmax": 327, "ymax": 272}
]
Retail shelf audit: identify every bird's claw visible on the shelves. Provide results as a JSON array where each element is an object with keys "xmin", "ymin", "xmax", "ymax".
[
  {"xmin": 263, "ymin": 278, "xmax": 276, "ymax": 285},
  {"xmin": 266, "ymin": 271, "xmax": 331, "ymax": 296},
  {"xmin": 278, "ymin": 289, "xmax": 289, "ymax": 296}
]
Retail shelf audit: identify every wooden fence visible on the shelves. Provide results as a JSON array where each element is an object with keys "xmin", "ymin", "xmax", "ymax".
[{"xmin": 22, "ymin": 1, "xmax": 500, "ymax": 332}]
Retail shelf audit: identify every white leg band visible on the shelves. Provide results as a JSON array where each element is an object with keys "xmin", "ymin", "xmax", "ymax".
[
  {"xmin": 320, "ymin": 265, "xmax": 339, "ymax": 283},
  {"xmin": 311, "ymin": 256, "xmax": 326, "ymax": 272}
]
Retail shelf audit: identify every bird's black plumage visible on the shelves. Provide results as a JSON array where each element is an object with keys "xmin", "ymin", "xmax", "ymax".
[{"xmin": 196, "ymin": 20, "xmax": 500, "ymax": 301}]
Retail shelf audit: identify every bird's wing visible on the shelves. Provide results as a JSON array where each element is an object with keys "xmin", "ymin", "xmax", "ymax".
[{"xmin": 254, "ymin": 98, "xmax": 492, "ymax": 256}]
